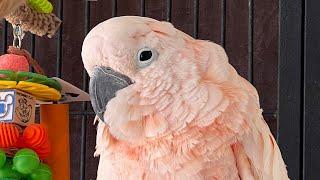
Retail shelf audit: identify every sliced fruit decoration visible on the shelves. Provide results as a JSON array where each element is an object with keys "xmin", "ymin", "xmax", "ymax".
[{"xmin": 0, "ymin": 70, "xmax": 61, "ymax": 101}]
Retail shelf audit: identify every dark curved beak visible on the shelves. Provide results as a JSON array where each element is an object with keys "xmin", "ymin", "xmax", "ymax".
[{"xmin": 89, "ymin": 66, "xmax": 133, "ymax": 121}]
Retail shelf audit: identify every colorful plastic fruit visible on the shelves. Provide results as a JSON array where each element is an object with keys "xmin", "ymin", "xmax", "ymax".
[
  {"xmin": 0, "ymin": 70, "xmax": 16, "ymax": 80},
  {"xmin": 0, "ymin": 158, "xmax": 23, "ymax": 179},
  {"xmin": 34, "ymin": 141, "xmax": 51, "ymax": 160},
  {"xmin": 0, "ymin": 123, "xmax": 20, "ymax": 148},
  {"xmin": 0, "ymin": 70, "xmax": 62, "ymax": 91},
  {"xmin": 0, "ymin": 150, "xmax": 6, "ymax": 168},
  {"xmin": 28, "ymin": 0, "xmax": 53, "ymax": 13},
  {"xmin": 0, "ymin": 54, "xmax": 29, "ymax": 72},
  {"xmin": 27, "ymin": 163, "xmax": 52, "ymax": 180},
  {"xmin": 22, "ymin": 124, "xmax": 51, "ymax": 160},
  {"xmin": 13, "ymin": 148, "xmax": 40, "ymax": 175},
  {"xmin": 16, "ymin": 71, "xmax": 62, "ymax": 91},
  {"xmin": 0, "ymin": 70, "xmax": 62, "ymax": 101}
]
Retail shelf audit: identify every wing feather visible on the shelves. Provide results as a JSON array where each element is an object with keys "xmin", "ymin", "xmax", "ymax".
[{"xmin": 197, "ymin": 40, "xmax": 289, "ymax": 180}]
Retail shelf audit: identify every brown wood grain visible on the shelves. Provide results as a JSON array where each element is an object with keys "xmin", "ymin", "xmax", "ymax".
[
  {"xmin": 34, "ymin": 0, "xmax": 59, "ymax": 77},
  {"xmin": 85, "ymin": 115, "xmax": 99, "ymax": 180},
  {"xmin": 69, "ymin": 115, "xmax": 83, "ymax": 180},
  {"xmin": 198, "ymin": 0, "xmax": 221, "ymax": 43},
  {"xmin": 117, "ymin": 0, "xmax": 141, "ymax": 16},
  {"xmin": 253, "ymin": 0, "xmax": 278, "ymax": 112},
  {"xmin": 90, "ymin": 0, "xmax": 112, "ymax": 28},
  {"xmin": 61, "ymin": 0, "xmax": 85, "ymax": 112},
  {"xmin": 264, "ymin": 114, "xmax": 277, "ymax": 138},
  {"xmin": 145, "ymin": 0, "xmax": 167, "ymax": 20},
  {"xmin": 61, "ymin": 1, "xmax": 86, "ymax": 179},
  {"xmin": 225, "ymin": 0, "xmax": 249, "ymax": 79},
  {"xmin": 5, "ymin": 26, "xmax": 13, "ymax": 50},
  {"xmin": 35, "ymin": 35, "xmax": 57, "ymax": 77},
  {"xmin": 171, "ymin": 0, "xmax": 195, "ymax": 36},
  {"xmin": 0, "ymin": 21, "xmax": 4, "ymax": 53}
]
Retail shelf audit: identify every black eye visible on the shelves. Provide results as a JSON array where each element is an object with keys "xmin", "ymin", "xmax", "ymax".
[
  {"xmin": 139, "ymin": 50, "xmax": 153, "ymax": 61},
  {"xmin": 136, "ymin": 48, "xmax": 158, "ymax": 68}
]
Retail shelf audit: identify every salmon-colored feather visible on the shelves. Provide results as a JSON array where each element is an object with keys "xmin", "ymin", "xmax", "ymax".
[{"xmin": 82, "ymin": 16, "xmax": 289, "ymax": 180}]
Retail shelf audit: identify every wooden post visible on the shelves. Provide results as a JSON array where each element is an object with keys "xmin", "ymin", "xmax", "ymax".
[{"xmin": 40, "ymin": 104, "xmax": 70, "ymax": 180}]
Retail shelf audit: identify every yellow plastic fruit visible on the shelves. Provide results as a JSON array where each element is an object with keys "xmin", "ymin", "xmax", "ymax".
[
  {"xmin": 0, "ymin": 81, "xmax": 61, "ymax": 101},
  {"xmin": 0, "ymin": 81, "xmax": 17, "ymax": 89},
  {"xmin": 16, "ymin": 81, "xmax": 61, "ymax": 101}
]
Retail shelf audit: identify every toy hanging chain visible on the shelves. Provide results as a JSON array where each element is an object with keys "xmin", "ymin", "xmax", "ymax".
[
  {"xmin": 9, "ymin": 22, "xmax": 44, "ymax": 74},
  {"xmin": 12, "ymin": 23, "xmax": 25, "ymax": 49},
  {"xmin": 7, "ymin": 24, "xmax": 45, "ymax": 75}
]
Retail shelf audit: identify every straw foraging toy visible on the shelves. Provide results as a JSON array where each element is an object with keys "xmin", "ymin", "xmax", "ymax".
[
  {"xmin": 27, "ymin": 0, "xmax": 53, "ymax": 14},
  {"xmin": 5, "ymin": 2, "xmax": 61, "ymax": 38},
  {"xmin": 0, "ymin": 0, "xmax": 25, "ymax": 19}
]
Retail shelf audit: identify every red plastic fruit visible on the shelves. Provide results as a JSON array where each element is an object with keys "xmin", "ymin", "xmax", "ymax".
[
  {"xmin": 0, "ymin": 123, "xmax": 20, "ymax": 148},
  {"xmin": 22, "ymin": 124, "xmax": 51, "ymax": 160},
  {"xmin": 0, "ymin": 54, "xmax": 29, "ymax": 72}
]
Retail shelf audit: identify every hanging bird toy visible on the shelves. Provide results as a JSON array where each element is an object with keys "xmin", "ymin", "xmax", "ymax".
[
  {"xmin": 0, "ymin": 1, "xmax": 90, "ymax": 179},
  {"xmin": 0, "ymin": 0, "xmax": 80, "ymax": 180},
  {"xmin": 0, "ymin": 26, "xmax": 57, "ymax": 178},
  {"xmin": 5, "ymin": 0, "xmax": 61, "ymax": 38}
]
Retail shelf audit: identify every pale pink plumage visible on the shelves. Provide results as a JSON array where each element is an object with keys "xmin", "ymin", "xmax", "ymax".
[{"xmin": 82, "ymin": 16, "xmax": 289, "ymax": 180}]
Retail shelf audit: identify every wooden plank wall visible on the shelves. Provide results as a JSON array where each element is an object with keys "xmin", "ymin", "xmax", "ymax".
[
  {"xmin": 279, "ymin": 0, "xmax": 320, "ymax": 179},
  {"xmin": 278, "ymin": 0, "xmax": 302, "ymax": 179},
  {"xmin": 303, "ymin": 0, "xmax": 320, "ymax": 179},
  {"xmin": 0, "ymin": 0, "xmax": 282, "ymax": 179}
]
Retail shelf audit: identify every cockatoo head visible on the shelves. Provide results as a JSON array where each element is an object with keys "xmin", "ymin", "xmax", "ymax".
[{"xmin": 82, "ymin": 16, "xmax": 238, "ymax": 143}]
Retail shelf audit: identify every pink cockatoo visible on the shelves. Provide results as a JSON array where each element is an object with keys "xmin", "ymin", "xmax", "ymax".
[{"xmin": 82, "ymin": 16, "xmax": 289, "ymax": 180}]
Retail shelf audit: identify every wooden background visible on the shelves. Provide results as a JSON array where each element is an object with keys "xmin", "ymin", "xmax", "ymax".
[{"xmin": 1, "ymin": 0, "xmax": 319, "ymax": 179}]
